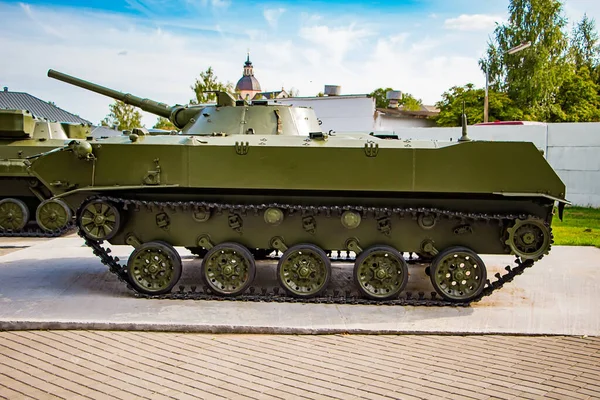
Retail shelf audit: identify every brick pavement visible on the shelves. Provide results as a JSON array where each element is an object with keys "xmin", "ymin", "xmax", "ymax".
[{"xmin": 0, "ymin": 332, "xmax": 598, "ymax": 400}]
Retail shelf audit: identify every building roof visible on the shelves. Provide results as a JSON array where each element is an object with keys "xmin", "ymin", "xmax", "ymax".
[
  {"xmin": 255, "ymin": 90, "xmax": 288, "ymax": 99},
  {"xmin": 235, "ymin": 75, "xmax": 261, "ymax": 92},
  {"xmin": 276, "ymin": 94, "xmax": 371, "ymax": 101},
  {"xmin": 0, "ymin": 89, "xmax": 91, "ymax": 124},
  {"xmin": 377, "ymin": 105, "xmax": 440, "ymax": 119}
]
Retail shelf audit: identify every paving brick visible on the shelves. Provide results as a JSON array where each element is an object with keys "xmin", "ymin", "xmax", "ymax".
[
  {"xmin": 353, "ymin": 389, "xmax": 398, "ymax": 400},
  {"xmin": 577, "ymin": 387, "xmax": 600, "ymax": 397},
  {"xmin": 544, "ymin": 375, "xmax": 589, "ymax": 392},
  {"xmin": 573, "ymin": 374, "xmax": 600, "ymax": 386},
  {"xmin": 156, "ymin": 389, "xmax": 206, "ymax": 400},
  {"xmin": 0, "ymin": 382, "xmax": 36, "ymax": 400},
  {"xmin": 511, "ymin": 392, "xmax": 549, "ymax": 400},
  {"xmin": 546, "ymin": 387, "xmax": 591, "ymax": 400},
  {"xmin": 387, "ymin": 390, "xmax": 423, "ymax": 400},
  {"xmin": 0, "ymin": 332, "xmax": 599, "ymax": 400}
]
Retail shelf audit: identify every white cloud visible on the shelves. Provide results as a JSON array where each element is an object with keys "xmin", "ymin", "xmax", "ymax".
[
  {"xmin": 444, "ymin": 14, "xmax": 503, "ymax": 31},
  {"xmin": 298, "ymin": 24, "xmax": 372, "ymax": 65},
  {"xmin": 210, "ymin": 0, "xmax": 230, "ymax": 9},
  {"xmin": 193, "ymin": 0, "xmax": 231, "ymax": 8},
  {"xmin": 3, "ymin": 2, "xmax": 557, "ymax": 127},
  {"xmin": 245, "ymin": 29, "xmax": 263, "ymax": 41},
  {"xmin": 359, "ymin": 34, "xmax": 484, "ymax": 105},
  {"xmin": 563, "ymin": 0, "xmax": 600, "ymax": 26},
  {"xmin": 20, "ymin": 3, "xmax": 67, "ymax": 39},
  {"xmin": 264, "ymin": 8, "xmax": 286, "ymax": 28},
  {"xmin": 410, "ymin": 37, "xmax": 440, "ymax": 52},
  {"xmin": 299, "ymin": 12, "xmax": 322, "ymax": 25}
]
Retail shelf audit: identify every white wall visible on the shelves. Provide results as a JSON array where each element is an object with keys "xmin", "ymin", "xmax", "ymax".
[
  {"xmin": 375, "ymin": 115, "xmax": 437, "ymax": 129},
  {"xmin": 547, "ymin": 123, "xmax": 600, "ymax": 207},
  {"xmin": 381, "ymin": 124, "xmax": 548, "ymax": 151}
]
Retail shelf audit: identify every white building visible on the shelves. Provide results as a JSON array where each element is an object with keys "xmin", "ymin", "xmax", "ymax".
[{"xmin": 274, "ymin": 86, "xmax": 438, "ymax": 133}]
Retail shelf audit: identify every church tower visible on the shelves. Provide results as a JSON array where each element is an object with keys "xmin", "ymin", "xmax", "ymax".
[{"xmin": 235, "ymin": 53, "xmax": 262, "ymax": 101}]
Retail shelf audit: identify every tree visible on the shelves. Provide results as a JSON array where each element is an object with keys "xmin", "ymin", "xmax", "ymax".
[
  {"xmin": 101, "ymin": 100, "xmax": 142, "ymax": 130},
  {"xmin": 369, "ymin": 87, "xmax": 423, "ymax": 110},
  {"xmin": 434, "ymin": 83, "xmax": 524, "ymax": 127},
  {"xmin": 286, "ymin": 87, "xmax": 299, "ymax": 97},
  {"xmin": 316, "ymin": 92, "xmax": 325, "ymax": 97},
  {"xmin": 570, "ymin": 14, "xmax": 600, "ymax": 73},
  {"xmin": 190, "ymin": 66, "xmax": 235, "ymax": 104},
  {"xmin": 399, "ymin": 93, "xmax": 423, "ymax": 111},
  {"xmin": 370, "ymin": 87, "xmax": 393, "ymax": 108},
  {"xmin": 555, "ymin": 66, "xmax": 600, "ymax": 122},
  {"xmin": 480, "ymin": 0, "xmax": 570, "ymax": 121},
  {"xmin": 153, "ymin": 117, "xmax": 177, "ymax": 131}
]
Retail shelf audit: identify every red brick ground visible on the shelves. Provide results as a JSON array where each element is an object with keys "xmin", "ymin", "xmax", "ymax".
[{"xmin": 0, "ymin": 332, "xmax": 598, "ymax": 399}]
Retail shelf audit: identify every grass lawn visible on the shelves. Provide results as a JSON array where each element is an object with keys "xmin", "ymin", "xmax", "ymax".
[{"xmin": 552, "ymin": 206, "xmax": 600, "ymax": 248}]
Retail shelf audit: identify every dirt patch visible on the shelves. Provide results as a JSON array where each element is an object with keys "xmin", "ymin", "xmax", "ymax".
[{"xmin": 0, "ymin": 246, "xmax": 28, "ymax": 257}]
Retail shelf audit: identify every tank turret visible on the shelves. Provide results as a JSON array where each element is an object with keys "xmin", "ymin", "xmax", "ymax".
[{"xmin": 47, "ymin": 69, "xmax": 320, "ymax": 136}]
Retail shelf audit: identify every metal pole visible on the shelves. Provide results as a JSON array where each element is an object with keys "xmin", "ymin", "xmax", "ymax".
[{"xmin": 484, "ymin": 66, "xmax": 489, "ymax": 123}]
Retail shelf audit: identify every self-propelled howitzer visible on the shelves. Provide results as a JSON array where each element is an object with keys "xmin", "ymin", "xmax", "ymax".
[
  {"xmin": 47, "ymin": 69, "xmax": 320, "ymax": 136},
  {"xmin": 27, "ymin": 67, "xmax": 570, "ymax": 306}
]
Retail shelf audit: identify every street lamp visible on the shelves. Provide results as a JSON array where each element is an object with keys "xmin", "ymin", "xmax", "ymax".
[
  {"xmin": 483, "ymin": 41, "xmax": 532, "ymax": 123},
  {"xmin": 507, "ymin": 41, "xmax": 532, "ymax": 54}
]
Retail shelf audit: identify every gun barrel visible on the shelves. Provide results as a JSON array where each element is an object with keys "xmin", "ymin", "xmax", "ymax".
[{"xmin": 47, "ymin": 69, "xmax": 172, "ymax": 119}]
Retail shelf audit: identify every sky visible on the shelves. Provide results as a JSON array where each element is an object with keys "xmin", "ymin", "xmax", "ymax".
[{"xmin": 1, "ymin": 0, "xmax": 600, "ymax": 127}]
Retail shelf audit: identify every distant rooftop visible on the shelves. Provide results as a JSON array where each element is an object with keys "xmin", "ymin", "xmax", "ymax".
[
  {"xmin": 377, "ymin": 104, "xmax": 440, "ymax": 119},
  {"xmin": 275, "ymin": 94, "xmax": 371, "ymax": 101},
  {"xmin": 0, "ymin": 87, "xmax": 92, "ymax": 124},
  {"xmin": 255, "ymin": 90, "xmax": 288, "ymax": 99}
]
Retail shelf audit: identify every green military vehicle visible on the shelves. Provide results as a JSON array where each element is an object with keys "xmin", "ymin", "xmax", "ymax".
[
  {"xmin": 25, "ymin": 69, "xmax": 568, "ymax": 305},
  {"xmin": 0, "ymin": 108, "xmax": 91, "ymax": 236}
]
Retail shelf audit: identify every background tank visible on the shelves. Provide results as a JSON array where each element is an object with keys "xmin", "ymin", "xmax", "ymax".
[
  {"xmin": 27, "ymin": 69, "xmax": 568, "ymax": 305},
  {"xmin": 0, "ymin": 108, "xmax": 91, "ymax": 236}
]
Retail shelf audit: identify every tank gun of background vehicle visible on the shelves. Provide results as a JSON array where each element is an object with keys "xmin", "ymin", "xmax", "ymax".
[{"xmin": 47, "ymin": 69, "xmax": 207, "ymax": 130}]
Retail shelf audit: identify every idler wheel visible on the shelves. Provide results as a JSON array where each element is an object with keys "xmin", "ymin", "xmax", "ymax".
[
  {"xmin": 505, "ymin": 217, "xmax": 552, "ymax": 260},
  {"xmin": 36, "ymin": 199, "xmax": 73, "ymax": 232},
  {"xmin": 277, "ymin": 243, "xmax": 331, "ymax": 298},
  {"xmin": 0, "ymin": 198, "xmax": 29, "ymax": 231},
  {"xmin": 201, "ymin": 242, "xmax": 256, "ymax": 296},
  {"xmin": 430, "ymin": 246, "xmax": 487, "ymax": 302},
  {"xmin": 353, "ymin": 245, "xmax": 409, "ymax": 300},
  {"xmin": 79, "ymin": 199, "xmax": 121, "ymax": 241},
  {"xmin": 126, "ymin": 241, "xmax": 182, "ymax": 295}
]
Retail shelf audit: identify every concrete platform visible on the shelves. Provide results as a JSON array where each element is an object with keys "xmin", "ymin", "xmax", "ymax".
[{"xmin": 0, "ymin": 235, "xmax": 598, "ymax": 335}]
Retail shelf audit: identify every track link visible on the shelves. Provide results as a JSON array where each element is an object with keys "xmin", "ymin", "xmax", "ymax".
[
  {"xmin": 0, "ymin": 223, "xmax": 75, "ymax": 238},
  {"xmin": 78, "ymin": 195, "xmax": 549, "ymax": 307}
]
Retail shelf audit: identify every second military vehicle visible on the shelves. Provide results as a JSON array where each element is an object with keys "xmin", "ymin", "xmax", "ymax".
[{"xmin": 0, "ymin": 108, "xmax": 91, "ymax": 236}]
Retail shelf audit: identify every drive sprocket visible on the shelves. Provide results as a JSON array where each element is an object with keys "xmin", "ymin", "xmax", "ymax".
[{"xmin": 505, "ymin": 217, "xmax": 552, "ymax": 261}]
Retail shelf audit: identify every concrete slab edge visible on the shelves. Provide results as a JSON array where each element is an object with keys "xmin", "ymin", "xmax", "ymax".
[{"xmin": 0, "ymin": 321, "xmax": 589, "ymax": 336}]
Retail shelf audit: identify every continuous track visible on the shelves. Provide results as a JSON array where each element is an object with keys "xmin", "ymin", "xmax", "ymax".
[
  {"xmin": 78, "ymin": 195, "xmax": 546, "ymax": 307},
  {"xmin": 0, "ymin": 223, "xmax": 75, "ymax": 238}
]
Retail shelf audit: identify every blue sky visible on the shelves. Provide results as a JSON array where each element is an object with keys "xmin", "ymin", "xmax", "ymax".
[{"xmin": 1, "ymin": 0, "xmax": 599, "ymax": 126}]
